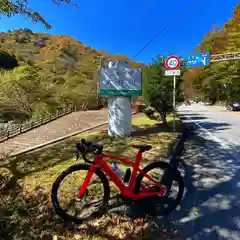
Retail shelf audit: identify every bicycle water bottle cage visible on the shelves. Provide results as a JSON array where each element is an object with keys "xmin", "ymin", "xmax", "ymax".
[{"xmin": 123, "ymin": 168, "xmax": 131, "ymax": 183}]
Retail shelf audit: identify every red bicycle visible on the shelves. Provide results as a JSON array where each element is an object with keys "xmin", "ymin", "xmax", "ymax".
[{"xmin": 51, "ymin": 139, "xmax": 184, "ymax": 224}]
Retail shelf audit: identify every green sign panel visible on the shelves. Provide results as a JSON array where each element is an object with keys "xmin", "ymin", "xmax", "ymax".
[{"xmin": 99, "ymin": 89, "xmax": 141, "ymax": 96}]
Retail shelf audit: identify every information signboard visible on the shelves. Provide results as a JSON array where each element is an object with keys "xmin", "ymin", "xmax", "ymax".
[{"xmin": 99, "ymin": 68, "xmax": 142, "ymax": 96}]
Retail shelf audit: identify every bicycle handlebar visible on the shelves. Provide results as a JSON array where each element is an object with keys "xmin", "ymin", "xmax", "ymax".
[{"xmin": 76, "ymin": 139, "xmax": 103, "ymax": 164}]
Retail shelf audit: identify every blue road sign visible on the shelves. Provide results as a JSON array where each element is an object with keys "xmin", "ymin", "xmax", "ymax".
[{"xmin": 183, "ymin": 52, "xmax": 210, "ymax": 67}]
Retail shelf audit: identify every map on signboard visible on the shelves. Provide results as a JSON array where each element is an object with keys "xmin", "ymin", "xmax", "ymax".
[
  {"xmin": 183, "ymin": 52, "xmax": 210, "ymax": 67},
  {"xmin": 99, "ymin": 68, "xmax": 142, "ymax": 96}
]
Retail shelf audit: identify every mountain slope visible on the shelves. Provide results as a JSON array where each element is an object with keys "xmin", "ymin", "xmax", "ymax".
[
  {"xmin": 0, "ymin": 28, "xmax": 144, "ymax": 79},
  {"xmin": 0, "ymin": 29, "xmax": 144, "ymax": 122}
]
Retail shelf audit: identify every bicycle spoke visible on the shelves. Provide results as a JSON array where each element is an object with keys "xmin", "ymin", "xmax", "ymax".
[
  {"xmin": 81, "ymin": 199, "xmax": 102, "ymax": 208},
  {"xmin": 55, "ymin": 167, "xmax": 107, "ymax": 220},
  {"xmin": 134, "ymin": 161, "xmax": 184, "ymax": 216}
]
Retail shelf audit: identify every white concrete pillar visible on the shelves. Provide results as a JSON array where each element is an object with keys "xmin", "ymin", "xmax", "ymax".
[{"xmin": 108, "ymin": 96, "xmax": 132, "ymax": 137}]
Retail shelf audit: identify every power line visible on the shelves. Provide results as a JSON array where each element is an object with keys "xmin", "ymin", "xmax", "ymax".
[
  {"xmin": 132, "ymin": 0, "xmax": 199, "ymax": 60},
  {"xmin": 83, "ymin": 0, "xmax": 200, "ymax": 69}
]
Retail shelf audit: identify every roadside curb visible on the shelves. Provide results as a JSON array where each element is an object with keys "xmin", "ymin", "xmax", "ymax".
[
  {"xmin": 167, "ymin": 116, "xmax": 192, "ymax": 168},
  {"xmin": 7, "ymin": 112, "xmax": 139, "ymax": 158}
]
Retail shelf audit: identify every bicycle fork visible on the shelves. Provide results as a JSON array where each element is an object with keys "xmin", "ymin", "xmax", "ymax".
[{"xmin": 77, "ymin": 166, "xmax": 95, "ymax": 199}]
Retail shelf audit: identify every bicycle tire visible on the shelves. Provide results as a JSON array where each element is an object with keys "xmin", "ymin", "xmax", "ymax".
[
  {"xmin": 51, "ymin": 164, "xmax": 110, "ymax": 224},
  {"xmin": 134, "ymin": 161, "xmax": 184, "ymax": 215}
]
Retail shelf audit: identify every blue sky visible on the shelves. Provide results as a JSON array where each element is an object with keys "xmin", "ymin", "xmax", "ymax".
[{"xmin": 0, "ymin": 0, "xmax": 239, "ymax": 63}]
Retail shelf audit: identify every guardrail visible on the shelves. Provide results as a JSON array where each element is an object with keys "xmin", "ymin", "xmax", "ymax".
[{"xmin": 0, "ymin": 106, "xmax": 76, "ymax": 143}]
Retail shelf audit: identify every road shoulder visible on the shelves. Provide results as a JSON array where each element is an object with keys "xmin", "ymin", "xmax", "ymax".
[{"xmin": 165, "ymin": 115, "xmax": 240, "ymax": 239}]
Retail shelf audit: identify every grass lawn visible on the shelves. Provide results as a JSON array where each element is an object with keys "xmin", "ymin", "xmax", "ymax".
[{"xmin": 0, "ymin": 115, "xmax": 183, "ymax": 240}]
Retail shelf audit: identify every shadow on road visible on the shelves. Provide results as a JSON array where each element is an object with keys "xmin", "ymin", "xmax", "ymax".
[
  {"xmin": 179, "ymin": 112, "xmax": 232, "ymax": 133},
  {"xmin": 159, "ymin": 124, "xmax": 240, "ymax": 239},
  {"xmin": 197, "ymin": 122, "xmax": 230, "ymax": 132},
  {"xmin": 180, "ymin": 114, "xmax": 207, "ymax": 121}
]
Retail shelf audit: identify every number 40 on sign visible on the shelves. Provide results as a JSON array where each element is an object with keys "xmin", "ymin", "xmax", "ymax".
[
  {"xmin": 165, "ymin": 55, "xmax": 181, "ymax": 76},
  {"xmin": 165, "ymin": 56, "xmax": 181, "ymax": 70}
]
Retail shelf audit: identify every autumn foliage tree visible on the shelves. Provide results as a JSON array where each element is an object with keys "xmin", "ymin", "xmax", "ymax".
[
  {"xmin": 184, "ymin": 3, "xmax": 240, "ymax": 104},
  {"xmin": 0, "ymin": 0, "xmax": 79, "ymax": 29}
]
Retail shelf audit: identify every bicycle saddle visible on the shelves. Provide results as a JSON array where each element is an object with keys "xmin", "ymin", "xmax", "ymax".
[{"xmin": 131, "ymin": 144, "xmax": 152, "ymax": 152}]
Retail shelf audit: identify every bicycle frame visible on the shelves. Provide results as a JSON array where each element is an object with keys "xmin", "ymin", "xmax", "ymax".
[{"xmin": 77, "ymin": 150, "xmax": 166, "ymax": 200}]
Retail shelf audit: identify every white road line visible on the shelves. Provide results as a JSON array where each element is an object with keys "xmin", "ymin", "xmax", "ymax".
[{"xmin": 184, "ymin": 115, "xmax": 238, "ymax": 162}]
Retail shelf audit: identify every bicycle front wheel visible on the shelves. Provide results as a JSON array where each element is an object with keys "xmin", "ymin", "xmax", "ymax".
[{"xmin": 51, "ymin": 164, "xmax": 110, "ymax": 224}]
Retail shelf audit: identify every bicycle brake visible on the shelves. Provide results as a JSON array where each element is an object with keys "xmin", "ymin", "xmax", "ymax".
[{"xmin": 75, "ymin": 149, "xmax": 80, "ymax": 160}]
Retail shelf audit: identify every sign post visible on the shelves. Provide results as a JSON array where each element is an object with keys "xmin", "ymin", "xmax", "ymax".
[
  {"xmin": 164, "ymin": 56, "xmax": 181, "ymax": 132},
  {"xmin": 173, "ymin": 75, "xmax": 176, "ymax": 131},
  {"xmin": 99, "ymin": 60, "xmax": 142, "ymax": 137}
]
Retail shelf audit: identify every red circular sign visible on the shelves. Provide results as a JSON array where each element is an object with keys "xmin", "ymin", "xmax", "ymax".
[{"xmin": 165, "ymin": 56, "xmax": 181, "ymax": 70}]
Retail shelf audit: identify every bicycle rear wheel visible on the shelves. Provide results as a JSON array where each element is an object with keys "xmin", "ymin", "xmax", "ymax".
[
  {"xmin": 134, "ymin": 161, "xmax": 184, "ymax": 216},
  {"xmin": 51, "ymin": 164, "xmax": 110, "ymax": 224}
]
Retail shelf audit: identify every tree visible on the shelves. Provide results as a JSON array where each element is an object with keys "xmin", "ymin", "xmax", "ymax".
[
  {"xmin": 0, "ymin": 65, "xmax": 53, "ymax": 121},
  {"xmin": 0, "ymin": 0, "xmax": 79, "ymax": 29},
  {"xmin": 193, "ymin": 60, "xmax": 240, "ymax": 104},
  {"xmin": 142, "ymin": 56, "xmax": 184, "ymax": 125},
  {"xmin": 53, "ymin": 74, "xmax": 99, "ymax": 110},
  {"xmin": 189, "ymin": 2, "xmax": 240, "ymax": 104}
]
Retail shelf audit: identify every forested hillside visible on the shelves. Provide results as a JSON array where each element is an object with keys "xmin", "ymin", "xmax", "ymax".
[
  {"xmin": 0, "ymin": 29, "xmax": 144, "ymax": 122},
  {"xmin": 2, "ymin": 1, "xmax": 239, "ymax": 123},
  {"xmin": 183, "ymin": 3, "xmax": 240, "ymax": 103}
]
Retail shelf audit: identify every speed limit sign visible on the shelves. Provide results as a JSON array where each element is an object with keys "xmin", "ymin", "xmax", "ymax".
[{"xmin": 165, "ymin": 56, "xmax": 181, "ymax": 70}]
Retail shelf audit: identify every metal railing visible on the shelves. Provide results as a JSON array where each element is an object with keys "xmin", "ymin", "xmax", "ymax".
[{"xmin": 0, "ymin": 106, "xmax": 76, "ymax": 143}]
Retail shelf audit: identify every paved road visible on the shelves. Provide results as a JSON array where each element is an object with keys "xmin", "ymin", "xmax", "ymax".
[
  {"xmin": 166, "ymin": 103, "xmax": 240, "ymax": 240},
  {"xmin": 0, "ymin": 109, "xmax": 108, "ymax": 158},
  {"xmin": 179, "ymin": 104, "xmax": 240, "ymax": 159}
]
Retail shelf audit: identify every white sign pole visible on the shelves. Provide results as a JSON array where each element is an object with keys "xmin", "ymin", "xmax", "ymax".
[
  {"xmin": 173, "ymin": 75, "xmax": 176, "ymax": 132},
  {"xmin": 164, "ymin": 56, "xmax": 181, "ymax": 133},
  {"xmin": 107, "ymin": 61, "xmax": 132, "ymax": 137}
]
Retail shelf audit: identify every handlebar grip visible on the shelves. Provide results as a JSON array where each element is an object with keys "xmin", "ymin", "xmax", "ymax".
[
  {"xmin": 76, "ymin": 139, "xmax": 103, "ymax": 164},
  {"xmin": 80, "ymin": 139, "xmax": 103, "ymax": 153}
]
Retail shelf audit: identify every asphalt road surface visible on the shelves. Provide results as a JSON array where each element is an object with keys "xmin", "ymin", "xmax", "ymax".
[
  {"xmin": 179, "ymin": 104, "xmax": 240, "ymax": 159},
  {"xmin": 165, "ymin": 103, "xmax": 240, "ymax": 240}
]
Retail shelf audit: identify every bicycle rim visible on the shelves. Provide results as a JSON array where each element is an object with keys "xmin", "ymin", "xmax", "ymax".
[
  {"xmin": 134, "ymin": 161, "xmax": 184, "ymax": 216},
  {"xmin": 51, "ymin": 164, "xmax": 110, "ymax": 224}
]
